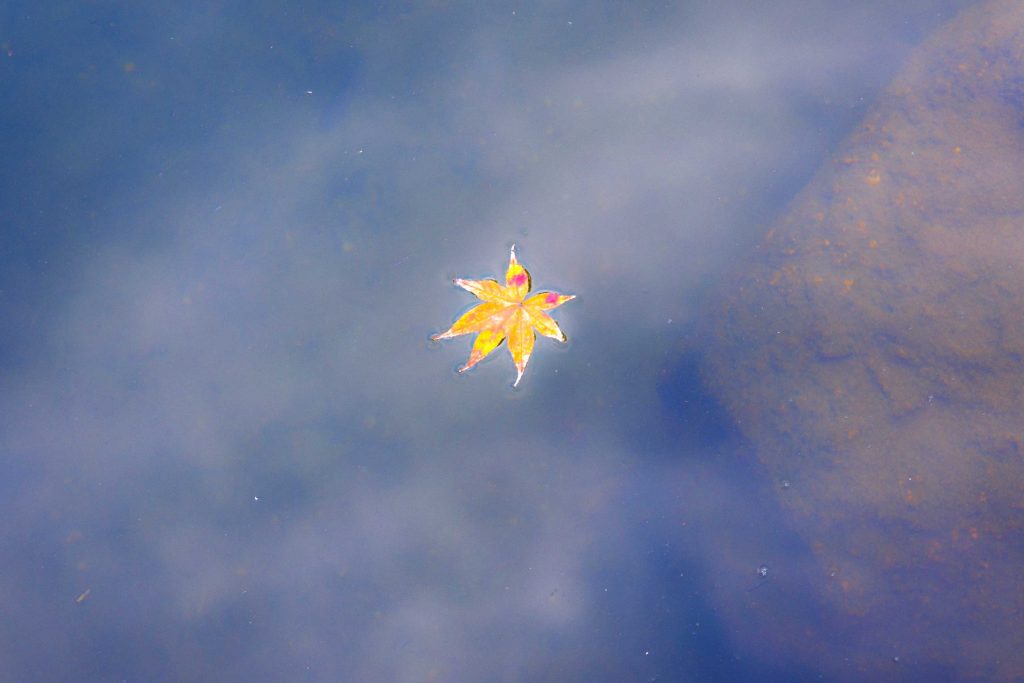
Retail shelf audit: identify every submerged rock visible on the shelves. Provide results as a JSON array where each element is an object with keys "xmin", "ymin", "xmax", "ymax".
[{"xmin": 705, "ymin": 1, "xmax": 1024, "ymax": 679}]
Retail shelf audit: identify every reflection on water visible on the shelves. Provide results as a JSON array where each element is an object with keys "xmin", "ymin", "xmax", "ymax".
[{"xmin": 0, "ymin": 0, "xmax": 1011, "ymax": 681}]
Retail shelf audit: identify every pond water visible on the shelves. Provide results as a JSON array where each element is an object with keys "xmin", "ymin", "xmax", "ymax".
[{"xmin": 3, "ymin": 1, "xmax": 1019, "ymax": 681}]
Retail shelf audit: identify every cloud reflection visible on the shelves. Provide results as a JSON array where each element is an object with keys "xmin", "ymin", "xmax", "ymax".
[{"xmin": 0, "ymin": 1, "xmax": 975, "ymax": 679}]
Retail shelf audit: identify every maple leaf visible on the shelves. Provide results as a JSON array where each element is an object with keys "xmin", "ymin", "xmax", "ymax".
[{"xmin": 433, "ymin": 245, "xmax": 575, "ymax": 386}]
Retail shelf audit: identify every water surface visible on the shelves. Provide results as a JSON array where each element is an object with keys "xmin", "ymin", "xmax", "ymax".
[{"xmin": 1, "ymin": 2, "xmax": 1001, "ymax": 681}]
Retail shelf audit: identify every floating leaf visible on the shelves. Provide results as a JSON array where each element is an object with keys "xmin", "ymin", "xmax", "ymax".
[{"xmin": 433, "ymin": 246, "xmax": 575, "ymax": 386}]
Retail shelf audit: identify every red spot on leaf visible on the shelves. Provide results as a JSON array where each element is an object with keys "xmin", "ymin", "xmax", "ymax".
[
  {"xmin": 545, "ymin": 292, "xmax": 559, "ymax": 305},
  {"xmin": 512, "ymin": 273, "xmax": 527, "ymax": 287}
]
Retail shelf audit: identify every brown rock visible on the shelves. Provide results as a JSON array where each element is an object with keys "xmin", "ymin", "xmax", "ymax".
[{"xmin": 705, "ymin": 1, "xmax": 1024, "ymax": 679}]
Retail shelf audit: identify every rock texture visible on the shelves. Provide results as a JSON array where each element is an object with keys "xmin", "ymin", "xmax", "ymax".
[{"xmin": 704, "ymin": 1, "xmax": 1024, "ymax": 679}]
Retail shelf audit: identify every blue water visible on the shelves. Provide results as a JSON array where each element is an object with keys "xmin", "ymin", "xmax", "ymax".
[{"xmin": 0, "ymin": 1, "xmax": 990, "ymax": 681}]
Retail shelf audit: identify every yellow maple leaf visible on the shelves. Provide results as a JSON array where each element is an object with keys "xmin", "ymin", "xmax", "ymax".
[{"xmin": 433, "ymin": 245, "xmax": 575, "ymax": 386}]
